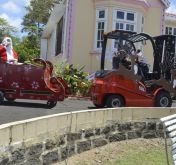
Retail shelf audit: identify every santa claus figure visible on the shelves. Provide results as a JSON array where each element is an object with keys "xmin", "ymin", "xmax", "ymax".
[{"xmin": 0, "ymin": 36, "xmax": 18, "ymax": 63}]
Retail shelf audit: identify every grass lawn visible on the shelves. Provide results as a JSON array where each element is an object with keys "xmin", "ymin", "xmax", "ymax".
[{"xmin": 107, "ymin": 146, "xmax": 172, "ymax": 165}]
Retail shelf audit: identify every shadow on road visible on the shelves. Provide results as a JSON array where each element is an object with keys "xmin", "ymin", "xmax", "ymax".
[
  {"xmin": 2, "ymin": 101, "xmax": 48, "ymax": 109},
  {"xmin": 88, "ymin": 106, "xmax": 99, "ymax": 109}
]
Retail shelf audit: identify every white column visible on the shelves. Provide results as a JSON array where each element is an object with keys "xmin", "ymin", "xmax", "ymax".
[{"xmin": 40, "ymin": 39, "xmax": 48, "ymax": 60}]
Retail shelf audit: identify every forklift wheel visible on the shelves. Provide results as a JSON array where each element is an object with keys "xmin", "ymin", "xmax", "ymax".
[
  {"xmin": 0, "ymin": 92, "xmax": 4, "ymax": 105},
  {"xmin": 155, "ymin": 91, "xmax": 172, "ymax": 107},
  {"xmin": 106, "ymin": 95, "xmax": 124, "ymax": 108},
  {"xmin": 46, "ymin": 101, "xmax": 57, "ymax": 109}
]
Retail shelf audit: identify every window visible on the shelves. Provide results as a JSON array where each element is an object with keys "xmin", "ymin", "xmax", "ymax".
[
  {"xmin": 99, "ymin": 10, "xmax": 105, "ymax": 18},
  {"xmin": 127, "ymin": 13, "xmax": 134, "ymax": 21},
  {"xmin": 165, "ymin": 26, "xmax": 176, "ymax": 35},
  {"xmin": 117, "ymin": 11, "xmax": 124, "ymax": 19},
  {"xmin": 95, "ymin": 9, "xmax": 108, "ymax": 49},
  {"xmin": 97, "ymin": 22, "xmax": 105, "ymax": 48},
  {"xmin": 113, "ymin": 10, "xmax": 136, "ymax": 32},
  {"xmin": 116, "ymin": 23, "xmax": 124, "ymax": 30},
  {"xmin": 113, "ymin": 9, "xmax": 136, "ymax": 49},
  {"xmin": 56, "ymin": 16, "xmax": 64, "ymax": 55},
  {"xmin": 126, "ymin": 24, "xmax": 134, "ymax": 31},
  {"xmin": 168, "ymin": 27, "xmax": 172, "ymax": 35},
  {"xmin": 174, "ymin": 28, "xmax": 176, "ymax": 36}
]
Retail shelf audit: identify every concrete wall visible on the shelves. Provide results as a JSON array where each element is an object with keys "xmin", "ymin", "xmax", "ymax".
[{"xmin": 0, "ymin": 107, "xmax": 175, "ymax": 164}]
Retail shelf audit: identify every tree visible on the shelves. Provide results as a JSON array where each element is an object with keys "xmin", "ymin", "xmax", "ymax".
[
  {"xmin": 22, "ymin": 0, "xmax": 61, "ymax": 39},
  {"xmin": 0, "ymin": 17, "xmax": 18, "ymax": 41},
  {"xmin": 14, "ymin": 36, "xmax": 40, "ymax": 62},
  {"xmin": 19, "ymin": 0, "xmax": 63, "ymax": 61}
]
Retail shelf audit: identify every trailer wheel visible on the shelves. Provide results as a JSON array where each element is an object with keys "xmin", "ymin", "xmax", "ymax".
[
  {"xmin": 155, "ymin": 91, "xmax": 172, "ymax": 107},
  {"xmin": 5, "ymin": 97, "xmax": 15, "ymax": 102},
  {"xmin": 47, "ymin": 101, "xmax": 57, "ymax": 109},
  {"xmin": 0, "ymin": 92, "xmax": 4, "ymax": 105},
  {"xmin": 106, "ymin": 95, "xmax": 124, "ymax": 108}
]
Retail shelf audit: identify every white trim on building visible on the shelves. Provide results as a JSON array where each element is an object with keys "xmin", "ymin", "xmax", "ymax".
[
  {"xmin": 42, "ymin": 4, "xmax": 66, "ymax": 38},
  {"xmin": 40, "ymin": 3, "xmax": 66, "ymax": 59},
  {"xmin": 94, "ymin": 8, "xmax": 108, "ymax": 51},
  {"xmin": 40, "ymin": 39, "xmax": 48, "ymax": 59},
  {"xmin": 161, "ymin": 0, "xmax": 170, "ymax": 8}
]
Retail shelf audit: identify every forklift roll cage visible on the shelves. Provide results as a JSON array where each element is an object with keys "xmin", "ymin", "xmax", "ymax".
[{"xmin": 100, "ymin": 30, "xmax": 175, "ymax": 79}]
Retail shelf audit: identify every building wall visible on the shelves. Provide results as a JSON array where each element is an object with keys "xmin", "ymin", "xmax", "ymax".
[
  {"xmin": 143, "ymin": 0, "xmax": 166, "ymax": 70},
  {"xmin": 70, "ymin": 0, "xmax": 166, "ymax": 72},
  {"xmin": 71, "ymin": 0, "xmax": 95, "ymax": 72},
  {"xmin": 47, "ymin": 28, "xmax": 56, "ymax": 62},
  {"xmin": 41, "ymin": 0, "xmax": 169, "ymax": 72}
]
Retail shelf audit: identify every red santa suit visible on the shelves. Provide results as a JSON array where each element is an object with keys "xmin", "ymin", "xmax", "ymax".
[{"xmin": 0, "ymin": 37, "xmax": 18, "ymax": 63}]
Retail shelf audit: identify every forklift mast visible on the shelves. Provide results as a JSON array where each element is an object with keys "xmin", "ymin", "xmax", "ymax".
[{"xmin": 154, "ymin": 35, "xmax": 176, "ymax": 80}]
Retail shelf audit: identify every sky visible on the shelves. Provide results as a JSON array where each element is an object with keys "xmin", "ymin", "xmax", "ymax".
[
  {"xmin": 167, "ymin": 0, "xmax": 176, "ymax": 13},
  {"xmin": 0, "ymin": 0, "xmax": 175, "ymax": 33},
  {"xmin": 0, "ymin": 0, "xmax": 30, "ymax": 34}
]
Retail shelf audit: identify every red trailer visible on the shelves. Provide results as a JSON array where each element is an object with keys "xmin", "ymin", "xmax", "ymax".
[{"xmin": 0, "ymin": 58, "xmax": 70, "ymax": 108}]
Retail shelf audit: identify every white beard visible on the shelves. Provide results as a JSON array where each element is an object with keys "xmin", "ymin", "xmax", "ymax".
[{"xmin": 6, "ymin": 45, "xmax": 14, "ymax": 62}]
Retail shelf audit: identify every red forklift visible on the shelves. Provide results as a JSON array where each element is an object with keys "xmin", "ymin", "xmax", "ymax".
[
  {"xmin": 0, "ymin": 58, "xmax": 70, "ymax": 108},
  {"xmin": 91, "ymin": 30, "xmax": 176, "ymax": 108}
]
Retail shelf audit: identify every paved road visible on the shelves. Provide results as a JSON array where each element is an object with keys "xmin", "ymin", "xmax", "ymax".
[
  {"xmin": 0, "ymin": 99, "xmax": 176, "ymax": 125},
  {"xmin": 0, "ymin": 99, "xmax": 94, "ymax": 125}
]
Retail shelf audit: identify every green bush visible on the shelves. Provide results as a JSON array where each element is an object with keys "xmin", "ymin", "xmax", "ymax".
[{"xmin": 54, "ymin": 61, "xmax": 92, "ymax": 97}]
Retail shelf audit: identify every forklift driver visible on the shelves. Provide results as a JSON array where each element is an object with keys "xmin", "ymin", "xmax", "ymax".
[
  {"xmin": 136, "ymin": 49, "xmax": 149, "ymax": 77},
  {"xmin": 112, "ymin": 50, "xmax": 131, "ymax": 70},
  {"xmin": 112, "ymin": 51, "xmax": 121, "ymax": 69}
]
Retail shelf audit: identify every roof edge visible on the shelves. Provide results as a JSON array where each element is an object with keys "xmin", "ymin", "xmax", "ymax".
[
  {"xmin": 165, "ymin": 12, "xmax": 176, "ymax": 21},
  {"xmin": 42, "ymin": 3, "xmax": 66, "ymax": 38},
  {"xmin": 160, "ymin": 0, "xmax": 170, "ymax": 8}
]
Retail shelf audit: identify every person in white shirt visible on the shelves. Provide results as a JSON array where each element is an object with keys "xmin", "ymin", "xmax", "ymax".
[
  {"xmin": 136, "ymin": 49, "xmax": 149, "ymax": 77},
  {"xmin": 136, "ymin": 49, "xmax": 148, "ymax": 64}
]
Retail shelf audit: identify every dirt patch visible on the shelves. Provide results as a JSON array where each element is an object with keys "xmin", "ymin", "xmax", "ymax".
[{"xmin": 54, "ymin": 138, "xmax": 168, "ymax": 165}]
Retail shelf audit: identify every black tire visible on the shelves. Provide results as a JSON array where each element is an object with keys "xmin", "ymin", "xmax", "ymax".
[
  {"xmin": 106, "ymin": 95, "xmax": 125, "ymax": 108},
  {"xmin": 155, "ymin": 91, "xmax": 172, "ymax": 107},
  {"xmin": 46, "ymin": 101, "xmax": 57, "ymax": 109},
  {"xmin": 0, "ymin": 92, "xmax": 4, "ymax": 105}
]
